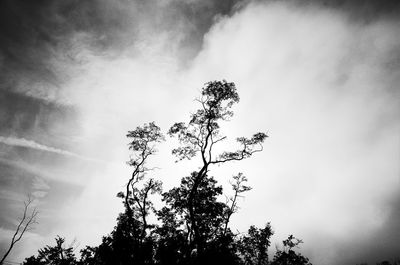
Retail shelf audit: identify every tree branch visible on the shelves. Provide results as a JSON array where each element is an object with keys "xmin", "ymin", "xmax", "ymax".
[{"xmin": 1, "ymin": 196, "xmax": 38, "ymax": 264}]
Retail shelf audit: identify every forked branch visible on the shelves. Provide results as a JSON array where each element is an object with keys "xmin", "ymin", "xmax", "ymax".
[{"xmin": 1, "ymin": 196, "xmax": 38, "ymax": 264}]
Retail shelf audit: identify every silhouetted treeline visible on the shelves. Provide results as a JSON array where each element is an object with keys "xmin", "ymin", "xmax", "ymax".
[
  {"xmin": 357, "ymin": 262, "xmax": 400, "ymax": 265},
  {"xmin": 22, "ymin": 81, "xmax": 312, "ymax": 265}
]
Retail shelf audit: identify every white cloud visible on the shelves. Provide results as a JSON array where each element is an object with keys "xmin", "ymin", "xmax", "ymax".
[{"xmin": 183, "ymin": 2, "xmax": 400, "ymax": 263}]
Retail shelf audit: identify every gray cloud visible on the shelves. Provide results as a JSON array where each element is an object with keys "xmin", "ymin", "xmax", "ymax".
[
  {"xmin": 0, "ymin": 0, "xmax": 246, "ymax": 158},
  {"xmin": 0, "ymin": 0, "xmax": 244, "ymax": 99},
  {"xmin": 267, "ymin": 0, "xmax": 400, "ymax": 21},
  {"xmin": 1, "ymin": 0, "xmax": 398, "ymax": 99},
  {"xmin": 0, "ymin": 90, "xmax": 80, "ymax": 149},
  {"xmin": 0, "ymin": 159, "xmax": 84, "ymax": 238},
  {"xmin": 328, "ymin": 193, "xmax": 400, "ymax": 264}
]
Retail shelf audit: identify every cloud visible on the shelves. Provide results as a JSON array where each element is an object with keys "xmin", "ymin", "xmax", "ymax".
[
  {"xmin": 0, "ymin": 136, "xmax": 96, "ymax": 162},
  {"xmin": 184, "ymin": 1, "xmax": 400, "ymax": 264},
  {"xmin": 1, "ymin": 0, "xmax": 399, "ymax": 264},
  {"xmin": 0, "ymin": 90, "xmax": 81, "ymax": 153},
  {"xmin": 0, "ymin": 0, "xmax": 244, "ymax": 102},
  {"xmin": 294, "ymin": 0, "xmax": 400, "ymax": 21}
]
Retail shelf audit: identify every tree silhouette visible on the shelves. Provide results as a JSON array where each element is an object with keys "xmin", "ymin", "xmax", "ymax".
[
  {"xmin": 20, "ymin": 80, "xmax": 314, "ymax": 265},
  {"xmin": 168, "ymin": 80, "xmax": 267, "ymax": 255},
  {"xmin": 114, "ymin": 122, "xmax": 164, "ymax": 263},
  {"xmin": 237, "ymin": 223, "xmax": 273, "ymax": 265},
  {"xmin": 1, "ymin": 196, "xmax": 38, "ymax": 265},
  {"xmin": 23, "ymin": 236, "xmax": 77, "ymax": 265},
  {"xmin": 271, "ymin": 235, "xmax": 312, "ymax": 265},
  {"xmin": 86, "ymin": 212, "xmax": 155, "ymax": 265},
  {"xmin": 121, "ymin": 122, "xmax": 164, "ymax": 229},
  {"xmin": 223, "ymin": 173, "xmax": 252, "ymax": 236},
  {"xmin": 158, "ymin": 173, "xmax": 232, "ymax": 263}
]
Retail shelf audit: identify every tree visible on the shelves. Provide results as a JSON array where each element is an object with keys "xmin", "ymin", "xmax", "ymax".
[
  {"xmin": 168, "ymin": 80, "xmax": 267, "ymax": 255},
  {"xmin": 237, "ymin": 223, "xmax": 274, "ymax": 265},
  {"xmin": 85, "ymin": 212, "xmax": 153, "ymax": 265},
  {"xmin": 122, "ymin": 122, "xmax": 164, "ymax": 226},
  {"xmin": 1, "ymin": 196, "xmax": 38, "ymax": 265},
  {"xmin": 271, "ymin": 235, "xmax": 312, "ymax": 265},
  {"xmin": 101, "ymin": 122, "xmax": 164, "ymax": 265},
  {"xmin": 22, "ymin": 236, "xmax": 77, "ymax": 265},
  {"xmin": 223, "ymin": 173, "xmax": 252, "ymax": 236},
  {"xmin": 157, "ymin": 173, "xmax": 230, "ymax": 264},
  {"xmin": 20, "ymin": 80, "xmax": 314, "ymax": 265},
  {"xmin": 78, "ymin": 246, "xmax": 97, "ymax": 265}
]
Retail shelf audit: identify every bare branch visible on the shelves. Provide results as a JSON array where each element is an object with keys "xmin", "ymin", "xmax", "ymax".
[{"xmin": 1, "ymin": 196, "xmax": 38, "ymax": 264}]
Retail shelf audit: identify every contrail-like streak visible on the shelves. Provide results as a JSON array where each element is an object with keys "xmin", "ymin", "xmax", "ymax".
[{"xmin": 0, "ymin": 136, "xmax": 97, "ymax": 162}]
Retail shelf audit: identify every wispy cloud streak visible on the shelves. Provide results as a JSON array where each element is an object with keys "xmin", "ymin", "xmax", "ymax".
[{"xmin": 0, "ymin": 136, "xmax": 96, "ymax": 162}]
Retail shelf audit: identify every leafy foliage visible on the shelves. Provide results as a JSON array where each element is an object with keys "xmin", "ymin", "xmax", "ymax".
[
  {"xmin": 23, "ymin": 236, "xmax": 77, "ymax": 265},
  {"xmin": 238, "ymin": 223, "xmax": 273, "ymax": 265},
  {"xmin": 270, "ymin": 235, "xmax": 312, "ymax": 265}
]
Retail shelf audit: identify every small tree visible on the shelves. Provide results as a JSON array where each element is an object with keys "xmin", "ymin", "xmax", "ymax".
[
  {"xmin": 223, "ymin": 173, "xmax": 252, "ymax": 236},
  {"xmin": 1, "ymin": 196, "xmax": 38, "ymax": 265},
  {"xmin": 237, "ymin": 223, "xmax": 274, "ymax": 265},
  {"xmin": 22, "ymin": 236, "xmax": 77, "ymax": 265},
  {"xmin": 78, "ymin": 246, "xmax": 97, "ymax": 265},
  {"xmin": 271, "ymin": 235, "xmax": 312, "ymax": 265}
]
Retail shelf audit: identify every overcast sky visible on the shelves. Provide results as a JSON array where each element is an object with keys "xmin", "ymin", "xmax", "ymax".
[{"xmin": 0, "ymin": 0, "xmax": 399, "ymax": 264}]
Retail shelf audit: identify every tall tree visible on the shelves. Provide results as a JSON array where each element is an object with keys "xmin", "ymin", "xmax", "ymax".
[
  {"xmin": 168, "ymin": 80, "xmax": 267, "ymax": 255},
  {"xmin": 115, "ymin": 122, "xmax": 164, "ymax": 264},
  {"xmin": 123, "ymin": 122, "xmax": 164, "ymax": 222}
]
